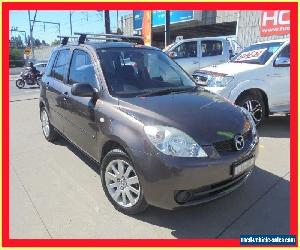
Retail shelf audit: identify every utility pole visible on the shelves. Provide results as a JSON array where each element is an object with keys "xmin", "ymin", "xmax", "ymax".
[
  {"xmin": 28, "ymin": 10, "xmax": 37, "ymax": 60},
  {"xmin": 104, "ymin": 10, "xmax": 110, "ymax": 33},
  {"xmin": 116, "ymin": 10, "xmax": 119, "ymax": 30},
  {"xmin": 165, "ymin": 10, "xmax": 171, "ymax": 47},
  {"xmin": 69, "ymin": 11, "xmax": 73, "ymax": 35}
]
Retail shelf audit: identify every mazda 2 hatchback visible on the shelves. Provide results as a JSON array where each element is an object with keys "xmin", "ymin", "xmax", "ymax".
[{"xmin": 40, "ymin": 35, "xmax": 259, "ymax": 214}]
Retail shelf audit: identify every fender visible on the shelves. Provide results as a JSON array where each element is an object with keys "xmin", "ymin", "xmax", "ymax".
[
  {"xmin": 229, "ymin": 79, "xmax": 271, "ymax": 103},
  {"xmin": 96, "ymin": 104, "xmax": 152, "ymax": 163}
]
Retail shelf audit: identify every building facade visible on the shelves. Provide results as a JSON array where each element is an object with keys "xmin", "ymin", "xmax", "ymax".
[{"xmin": 123, "ymin": 10, "xmax": 290, "ymax": 49}]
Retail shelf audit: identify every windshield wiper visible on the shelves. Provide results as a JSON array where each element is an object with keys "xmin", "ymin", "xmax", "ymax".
[{"xmin": 137, "ymin": 86, "xmax": 197, "ymax": 97}]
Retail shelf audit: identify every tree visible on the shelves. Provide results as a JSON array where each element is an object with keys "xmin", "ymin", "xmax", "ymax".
[
  {"xmin": 42, "ymin": 40, "xmax": 49, "ymax": 46},
  {"xmin": 51, "ymin": 39, "xmax": 61, "ymax": 46},
  {"xmin": 34, "ymin": 38, "xmax": 42, "ymax": 46},
  {"xmin": 10, "ymin": 35, "xmax": 24, "ymax": 48},
  {"xmin": 9, "ymin": 47, "xmax": 24, "ymax": 67}
]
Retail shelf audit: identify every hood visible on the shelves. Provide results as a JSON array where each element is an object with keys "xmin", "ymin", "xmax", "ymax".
[
  {"xmin": 196, "ymin": 62, "xmax": 263, "ymax": 76},
  {"xmin": 118, "ymin": 89, "xmax": 248, "ymax": 145}
]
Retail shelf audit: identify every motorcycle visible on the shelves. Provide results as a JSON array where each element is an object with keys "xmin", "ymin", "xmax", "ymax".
[{"xmin": 15, "ymin": 67, "xmax": 43, "ymax": 89}]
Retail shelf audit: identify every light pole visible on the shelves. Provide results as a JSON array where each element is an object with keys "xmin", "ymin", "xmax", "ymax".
[{"xmin": 165, "ymin": 10, "xmax": 171, "ymax": 47}]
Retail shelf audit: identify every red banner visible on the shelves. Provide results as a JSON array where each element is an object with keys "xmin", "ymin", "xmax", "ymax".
[
  {"xmin": 260, "ymin": 10, "xmax": 290, "ymax": 37},
  {"xmin": 142, "ymin": 10, "xmax": 152, "ymax": 46}
]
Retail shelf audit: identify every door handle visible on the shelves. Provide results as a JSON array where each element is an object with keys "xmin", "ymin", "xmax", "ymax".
[
  {"xmin": 46, "ymin": 82, "xmax": 50, "ymax": 89},
  {"xmin": 63, "ymin": 92, "xmax": 69, "ymax": 100},
  {"xmin": 192, "ymin": 61, "xmax": 199, "ymax": 64}
]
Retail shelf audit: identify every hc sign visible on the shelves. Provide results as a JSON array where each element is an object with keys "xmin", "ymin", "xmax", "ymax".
[{"xmin": 260, "ymin": 10, "xmax": 290, "ymax": 37}]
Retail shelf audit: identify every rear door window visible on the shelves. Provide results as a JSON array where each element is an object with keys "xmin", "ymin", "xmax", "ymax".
[
  {"xmin": 51, "ymin": 49, "xmax": 69, "ymax": 81},
  {"xmin": 173, "ymin": 41, "xmax": 197, "ymax": 58},
  {"xmin": 201, "ymin": 40, "xmax": 223, "ymax": 57},
  {"xmin": 68, "ymin": 49, "xmax": 97, "ymax": 87}
]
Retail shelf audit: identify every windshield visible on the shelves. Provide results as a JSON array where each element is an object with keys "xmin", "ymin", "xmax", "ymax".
[
  {"xmin": 163, "ymin": 42, "xmax": 176, "ymax": 52},
  {"xmin": 97, "ymin": 47, "xmax": 195, "ymax": 97},
  {"xmin": 231, "ymin": 42, "xmax": 283, "ymax": 65}
]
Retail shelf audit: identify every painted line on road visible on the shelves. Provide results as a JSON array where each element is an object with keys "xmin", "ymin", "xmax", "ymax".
[
  {"xmin": 24, "ymin": 90, "xmax": 40, "ymax": 93},
  {"xmin": 10, "ymin": 97, "xmax": 39, "ymax": 103}
]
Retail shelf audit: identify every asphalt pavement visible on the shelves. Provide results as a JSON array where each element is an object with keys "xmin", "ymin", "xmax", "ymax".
[{"xmin": 9, "ymin": 75, "xmax": 290, "ymax": 239}]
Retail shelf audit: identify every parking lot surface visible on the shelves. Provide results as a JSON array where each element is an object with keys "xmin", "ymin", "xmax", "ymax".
[{"xmin": 9, "ymin": 77, "xmax": 290, "ymax": 239}]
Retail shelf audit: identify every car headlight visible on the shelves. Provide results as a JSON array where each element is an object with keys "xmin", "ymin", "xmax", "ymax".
[
  {"xmin": 207, "ymin": 76, "xmax": 233, "ymax": 87},
  {"xmin": 241, "ymin": 108, "xmax": 257, "ymax": 136},
  {"xmin": 144, "ymin": 126, "xmax": 208, "ymax": 157}
]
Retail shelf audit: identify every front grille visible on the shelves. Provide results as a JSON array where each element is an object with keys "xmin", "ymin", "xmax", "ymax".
[{"xmin": 213, "ymin": 130, "xmax": 251, "ymax": 153}]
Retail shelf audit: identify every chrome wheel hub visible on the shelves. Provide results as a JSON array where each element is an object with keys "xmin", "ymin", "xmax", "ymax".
[
  {"xmin": 105, "ymin": 159, "xmax": 140, "ymax": 208},
  {"xmin": 243, "ymin": 100, "xmax": 263, "ymax": 124},
  {"xmin": 41, "ymin": 110, "xmax": 50, "ymax": 137}
]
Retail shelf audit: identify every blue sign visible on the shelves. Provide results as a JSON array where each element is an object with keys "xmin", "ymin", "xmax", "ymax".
[{"xmin": 133, "ymin": 10, "xmax": 194, "ymax": 30}]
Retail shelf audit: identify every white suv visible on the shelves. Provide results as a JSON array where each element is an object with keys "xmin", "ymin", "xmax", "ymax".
[
  {"xmin": 192, "ymin": 39, "xmax": 290, "ymax": 125},
  {"xmin": 163, "ymin": 37, "xmax": 233, "ymax": 75}
]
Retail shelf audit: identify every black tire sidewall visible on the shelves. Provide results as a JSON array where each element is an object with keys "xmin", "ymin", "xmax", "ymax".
[
  {"xmin": 16, "ymin": 79, "xmax": 25, "ymax": 89},
  {"xmin": 100, "ymin": 149, "xmax": 148, "ymax": 215}
]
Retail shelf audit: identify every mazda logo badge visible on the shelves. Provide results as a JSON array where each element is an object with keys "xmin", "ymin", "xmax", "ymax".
[{"xmin": 234, "ymin": 135, "xmax": 244, "ymax": 151}]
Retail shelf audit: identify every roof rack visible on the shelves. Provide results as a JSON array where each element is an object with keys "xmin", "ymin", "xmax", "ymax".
[
  {"xmin": 74, "ymin": 32, "xmax": 144, "ymax": 45},
  {"xmin": 57, "ymin": 35, "xmax": 79, "ymax": 45}
]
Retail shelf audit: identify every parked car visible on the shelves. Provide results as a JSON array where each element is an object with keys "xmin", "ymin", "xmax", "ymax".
[
  {"xmin": 163, "ymin": 37, "xmax": 234, "ymax": 75},
  {"xmin": 192, "ymin": 39, "xmax": 290, "ymax": 125},
  {"xmin": 34, "ymin": 62, "xmax": 48, "ymax": 74},
  {"xmin": 40, "ymin": 34, "xmax": 259, "ymax": 214}
]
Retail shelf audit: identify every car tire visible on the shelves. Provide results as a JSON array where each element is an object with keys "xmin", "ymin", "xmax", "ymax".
[
  {"xmin": 40, "ymin": 107, "xmax": 59, "ymax": 142},
  {"xmin": 236, "ymin": 93, "xmax": 266, "ymax": 126},
  {"xmin": 100, "ymin": 148, "xmax": 148, "ymax": 215}
]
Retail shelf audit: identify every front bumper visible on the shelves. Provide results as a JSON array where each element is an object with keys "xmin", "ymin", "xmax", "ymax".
[{"xmin": 130, "ymin": 140, "xmax": 259, "ymax": 210}]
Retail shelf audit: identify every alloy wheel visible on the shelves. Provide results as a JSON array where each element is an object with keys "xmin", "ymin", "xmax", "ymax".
[
  {"xmin": 105, "ymin": 159, "xmax": 141, "ymax": 208},
  {"xmin": 41, "ymin": 109, "xmax": 50, "ymax": 137},
  {"xmin": 243, "ymin": 99, "xmax": 263, "ymax": 124}
]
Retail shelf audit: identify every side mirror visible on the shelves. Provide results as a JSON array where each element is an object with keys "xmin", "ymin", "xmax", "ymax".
[
  {"xmin": 274, "ymin": 56, "xmax": 290, "ymax": 67},
  {"xmin": 71, "ymin": 83, "xmax": 97, "ymax": 98},
  {"xmin": 168, "ymin": 51, "xmax": 178, "ymax": 59}
]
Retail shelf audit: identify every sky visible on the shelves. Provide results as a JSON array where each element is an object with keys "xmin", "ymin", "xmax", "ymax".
[{"xmin": 9, "ymin": 10, "xmax": 133, "ymax": 44}]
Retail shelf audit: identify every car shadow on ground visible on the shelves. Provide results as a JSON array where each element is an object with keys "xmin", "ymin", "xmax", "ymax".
[
  {"xmin": 130, "ymin": 166, "xmax": 289, "ymax": 238},
  {"xmin": 52, "ymin": 115, "xmax": 290, "ymax": 239},
  {"xmin": 22, "ymin": 86, "xmax": 40, "ymax": 89},
  {"xmin": 257, "ymin": 115, "xmax": 289, "ymax": 138}
]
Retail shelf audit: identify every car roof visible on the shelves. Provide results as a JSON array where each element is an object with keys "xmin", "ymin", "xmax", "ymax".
[
  {"xmin": 174, "ymin": 37, "xmax": 227, "ymax": 43},
  {"xmin": 55, "ymin": 41, "xmax": 160, "ymax": 52},
  {"xmin": 252, "ymin": 38, "xmax": 289, "ymax": 45}
]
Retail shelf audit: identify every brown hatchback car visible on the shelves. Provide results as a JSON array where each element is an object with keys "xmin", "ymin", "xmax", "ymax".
[{"xmin": 40, "ymin": 34, "xmax": 259, "ymax": 214}]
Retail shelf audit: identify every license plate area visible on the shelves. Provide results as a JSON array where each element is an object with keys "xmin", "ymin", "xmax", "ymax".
[{"xmin": 232, "ymin": 157, "xmax": 255, "ymax": 176}]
